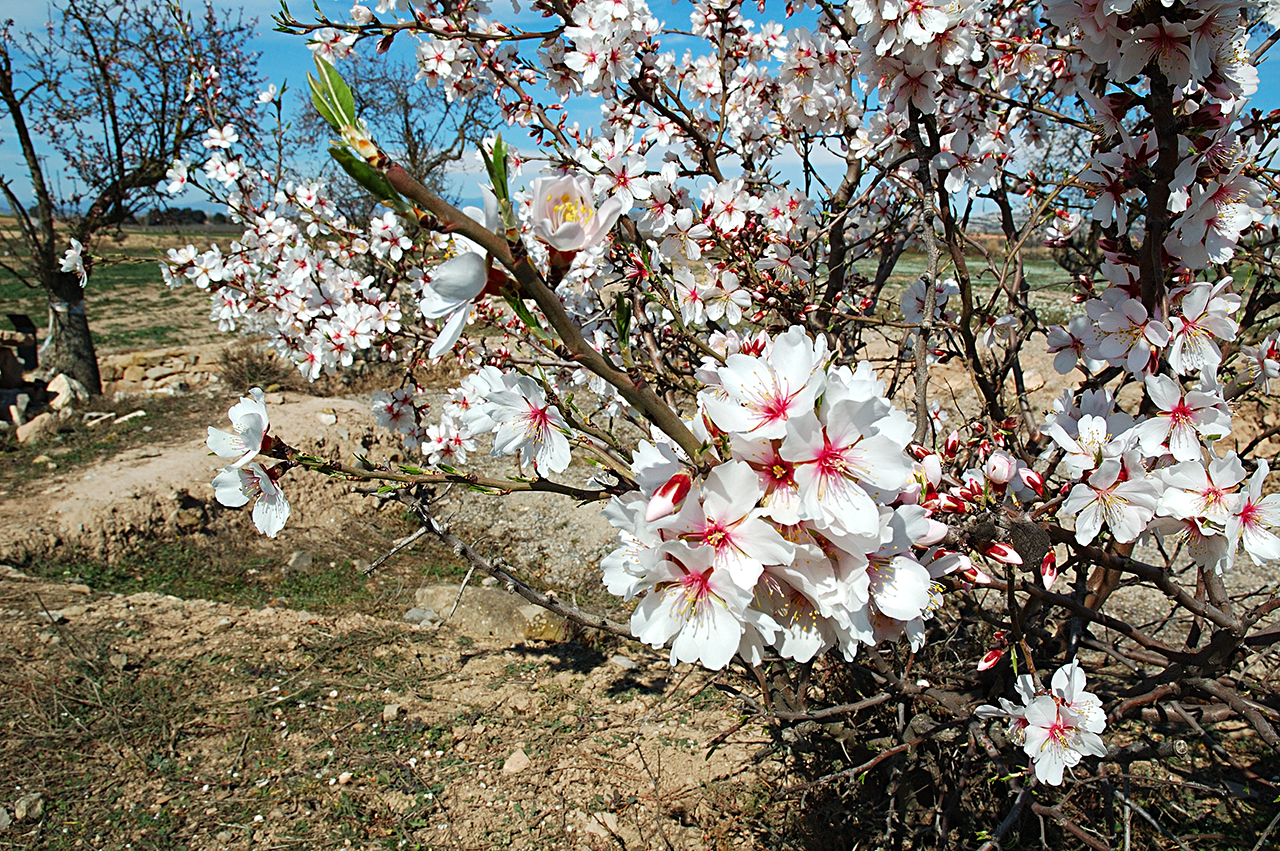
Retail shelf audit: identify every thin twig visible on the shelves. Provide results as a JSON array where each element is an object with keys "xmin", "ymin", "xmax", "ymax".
[
  {"xmin": 1109, "ymin": 786, "xmax": 1193, "ymax": 851},
  {"xmin": 362, "ymin": 525, "xmax": 430, "ymax": 575}
]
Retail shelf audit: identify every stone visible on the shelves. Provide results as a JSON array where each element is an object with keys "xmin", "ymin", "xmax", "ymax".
[
  {"xmin": 144, "ymin": 365, "xmax": 180, "ymax": 380},
  {"xmin": 519, "ymin": 603, "xmax": 568, "ymax": 642},
  {"xmin": 286, "ymin": 550, "xmax": 312, "ymax": 572},
  {"xmin": 173, "ymin": 507, "xmax": 204, "ymax": 529},
  {"xmin": 502, "ymin": 748, "xmax": 531, "ymax": 775},
  {"xmin": 215, "ymin": 830, "xmax": 234, "ymax": 844},
  {"xmin": 585, "ymin": 812, "xmax": 619, "ymax": 838},
  {"xmin": 337, "ymin": 771, "xmax": 352, "ymax": 785},
  {"xmin": 122, "ymin": 364, "xmax": 146, "ymax": 383},
  {"xmin": 0, "ymin": 806, "xmax": 9, "ymax": 829},
  {"xmin": 403, "ymin": 606, "xmax": 441, "ymax": 627},
  {"xmin": 47, "ymin": 374, "xmax": 89, "ymax": 410},
  {"xmin": 0, "ymin": 347, "xmax": 21, "ymax": 390},
  {"xmin": 83, "ymin": 411, "xmax": 114, "ymax": 428},
  {"xmin": 480, "ymin": 576, "xmax": 499, "ymax": 587},
  {"xmin": 382, "ymin": 704, "xmax": 401, "ymax": 722},
  {"xmin": 13, "ymin": 794, "xmax": 42, "ymax": 821},
  {"xmin": 108, "ymin": 653, "xmax": 128, "ymax": 670},
  {"xmin": 16, "ymin": 412, "xmax": 55, "ymax": 444},
  {"xmin": 608, "ymin": 654, "xmax": 638, "ymax": 670},
  {"xmin": 414, "ymin": 585, "xmax": 570, "ymax": 645},
  {"xmin": 8, "ymin": 392, "xmax": 29, "ymax": 426},
  {"xmin": 317, "ymin": 411, "xmax": 338, "ymax": 425}
]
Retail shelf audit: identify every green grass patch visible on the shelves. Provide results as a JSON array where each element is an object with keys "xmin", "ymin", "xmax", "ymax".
[{"xmin": 26, "ymin": 540, "xmax": 378, "ymax": 614}]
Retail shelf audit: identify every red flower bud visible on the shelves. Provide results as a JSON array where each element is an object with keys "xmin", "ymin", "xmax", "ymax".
[
  {"xmin": 977, "ymin": 649, "xmax": 1004, "ymax": 671},
  {"xmin": 1018, "ymin": 467, "xmax": 1045, "ymax": 497},
  {"xmin": 646, "ymin": 470, "xmax": 693, "ymax": 522},
  {"xmin": 984, "ymin": 542, "xmax": 1023, "ymax": 565},
  {"xmin": 1040, "ymin": 550, "xmax": 1058, "ymax": 590}
]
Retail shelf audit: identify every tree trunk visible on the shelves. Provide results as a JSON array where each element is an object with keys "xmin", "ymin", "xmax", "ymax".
[{"xmin": 43, "ymin": 269, "xmax": 102, "ymax": 395}]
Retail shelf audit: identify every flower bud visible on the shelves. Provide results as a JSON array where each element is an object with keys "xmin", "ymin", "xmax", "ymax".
[
  {"xmin": 977, "ymin": 648, "xmax": 1004, "ymax": 671},
  {"xmin": 916, "ymin": 518, "xmax": 950, "ymax": 547},
  {"xmin": 944, "ymin": 430, "xmax": 960, "ymax": 458},
  {"xmin": 936, "ymin": 493, "xmax": 968, "ymax": 513},
  {"xmin": 921, "ymin": 453, "xmax": 942, "ymax": 487},
  {"xmin": 984, "ymin": 451, "xmax": 1017, "ymax": 485},
  {"xmin": 983, "ymin": 542, "xmax": 1023, "ymax": 565},
  {"xmin": 645, "ymin": 470, "xmax": 693, "ymax": 522},
  {"xmin": 1018, "ymin": 467, "xmax": 1045, "ymax": 497},
  {"xmin": 1040, "ymin": 550, "xmax": 1058, "ymax": 590}
]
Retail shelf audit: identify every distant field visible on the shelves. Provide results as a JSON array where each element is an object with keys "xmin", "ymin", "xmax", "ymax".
[{"xmin": 0, "ymin": 257, "xmax": 222, "ymax": 353}]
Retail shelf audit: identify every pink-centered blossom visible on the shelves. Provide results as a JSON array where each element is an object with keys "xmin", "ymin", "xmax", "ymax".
[
  {"xmin": 1226, "ymin": 459, "xmax": 1280, "ymax": 568},
  {"xmin": 213, "ymin": 462, "xmax": 290, "ymax": 538},
  {"xmin": 486, "ymin": 376, "xmax": 572, "ymax": 474},
  {"xmin": 208, "ymin": 387, "xmax": 270, "ymax": 468},
  {"xmin": 630, "ymin": 542, "xmax": 752, "ymax": 670}
]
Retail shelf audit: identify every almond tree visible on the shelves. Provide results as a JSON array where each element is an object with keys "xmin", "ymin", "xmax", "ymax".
[
  {"xmin": 167, "ymin": 0, "xmax": 1280, "ymax": 841},
  {"xmin": 0, "ymin": 1, "xmax": 260, "ymax": 392}
]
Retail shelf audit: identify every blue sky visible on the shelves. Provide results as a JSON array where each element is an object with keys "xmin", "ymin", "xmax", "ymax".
[{"xmin": 1, "ymin": 0, "xmax": 1278, "ymax": 213}]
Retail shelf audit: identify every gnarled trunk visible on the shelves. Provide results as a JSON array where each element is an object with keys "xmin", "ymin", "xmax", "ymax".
[{"xmin": 43, "ymin": 269, "xmax": 101, "ymax": 394}]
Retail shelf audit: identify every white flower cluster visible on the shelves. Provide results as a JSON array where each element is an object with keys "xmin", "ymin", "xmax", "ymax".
[
  {"xmin": 598, "ymin": 327, "xmax": 964, "ymax": 669},
  {"xmin": 977, "ymin": 661, "xmax": 1107, "ymax": 786}
]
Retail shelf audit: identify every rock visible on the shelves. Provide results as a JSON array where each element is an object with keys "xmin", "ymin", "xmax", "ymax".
[
  {"xmin": 47, "ymin": 373, "xmax": 89, "ymax": 410},
  {"xmin": 215, "ymin": 830, "xmax": 234, "ymax": 844},
  {"xmin": 585, "ymin": 811, "xmax": 620, "ymax": 838},
  {"xmin": 403, "ymin": 606, "xmax": 441, "ymax": 627},
  {"xmin": 173, "ymin": 507, "xmax": 204, "ymax": 529},
  {"xmin": 122, "ymin": 364, "xmax": 146, "ymax": 383},
  {"xmin": 83, "ymin": 411, "xmax": 114, "ymax": 428},
  {"xmin": 31, "ymin": 455, "xmax": 51, "ymax": 465},
  {"xmin": 608, "ymin": 654, "xmax": 638, "ymax": 670},
  {"xmin": 14, "ymin": 793, "xmax": 42, "ymax": 821},
  {"xmin": 108, "ymin": 653, "xmax": 128, "ymax": 670},
  {"xmin": 413, "ymin": 585, "xmax": 570, "ymax": 644},
  {"xmin": 0, "ymin": 346, "xmax": 21, "ymax": 390},
  {"xmin": 519, "ymin": 603, "xmax": 568, "ymax": 642},
  {"xmin": 286, "ymin": 550, "xmax": 312, "ymax": 572},
  {"xmin": 317, "ymin": 411, "xmax": 338, "ymax": 426},
  {"xmin": 144, "ymin": 365, "xmax": 180, "ymax": 380},
  {"xmin": 16, "ymin": 412, "xmax": 55, "ymax": 444},
  {"xmin": 337, "ymin": 771, "xmax": 352, "ymax": 785},
  {"xmin": 0, "ymin": 806, "xmax": 9, "ymax": 830},
  {"xmin": 382, "ymin": 704, "xmax": 401, "ymax": 722},
  {"xmin": 8, "ymin": 392, "xmax": 29, "ymax": 426},
  {"xmin": 502, "ymin": 748, "xmax": 531, "ymax": 775}
]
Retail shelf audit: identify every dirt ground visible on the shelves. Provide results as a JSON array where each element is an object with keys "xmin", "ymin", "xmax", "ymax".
[
  {"xmin": 0, "ymin": 384, "xmax": 787, "ymax": 850},
  {"xmin": 3, "ymin": 288, "xmax": 1279, "ymax": 848}
]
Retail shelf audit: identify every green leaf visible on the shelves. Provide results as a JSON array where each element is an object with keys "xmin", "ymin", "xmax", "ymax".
[
  {"xmin": 398, "ymin": 465, "xmax": 426, "ymax": 475},
  {"xmin": 307, "ymin": 70, "xmax": 340, "ymax": 129},
  {"xmin": 376, "ymin": 484, "xmax": 398, "ymax": 494},
  {"xmin": 503, "ymin": 291, "xmax": 553, "ymax": 344},
  {"xmin": 308, "ymin": 55, "xmax": 356, "ymax": 132},
  {"xmin": 613, "ymin": 292, "xmax": 632, "ymax": 350},
  {"xmin": 329, "ymin": 147, "xmax": 404, "ymax": 206},
  {"xmin": 480, "ymin": 134, "xmax": 509, "ymax": 204}
]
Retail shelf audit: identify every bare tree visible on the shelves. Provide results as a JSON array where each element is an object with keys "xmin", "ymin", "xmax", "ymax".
[
  {"xmin": 290, "ymin": 52, "xmax": 498, "ymax": 223},
  {"xmin": 0, "ymin": 1, "xmax": 261, "ymax": 393}
]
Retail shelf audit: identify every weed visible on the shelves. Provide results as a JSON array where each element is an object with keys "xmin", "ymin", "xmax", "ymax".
[{"xmin": 219, "ymin": 342, "xmax": 298, "ymax": 393}]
